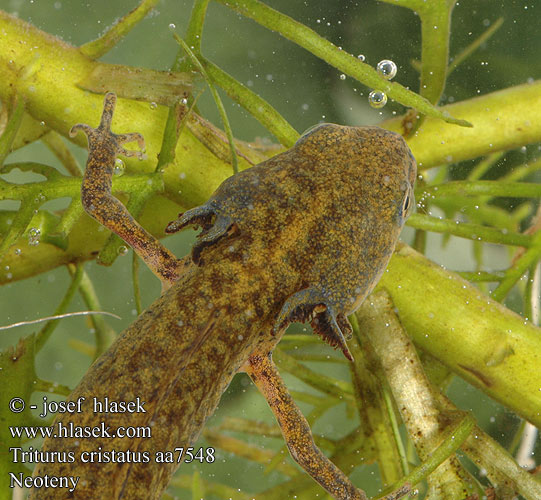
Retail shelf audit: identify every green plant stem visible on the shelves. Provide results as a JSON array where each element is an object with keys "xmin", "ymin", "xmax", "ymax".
[
  {"xmin": 34, "ymin": 263, "xmax": 84, "ymax": 352},
  {"xmin": 448, "ymin": 17, "xmax": 504, "ymax": 73},
  {"xmin": 132, "ymin": 252, "xmax": 142, "ymax": 316},
  {"xmin": 0, "ymin": 96, "xmax": 24, "ymax": 167},
  {"xmin": 273, "ymin": 348, "xmax": 354, "ymax": 401},
  {"xmin": 202, "ymin": 58, "xmax": 298, "ymax": 146},
  {"xmin": 467, "ymin": 152, "xmax": 505, "ymax": 181},
  {"xmin": 460, "ymin": 425, "xmax": 541, "ymax": 500},
  {"xmin": 348, "ymin": 314, "xmax": 404, "ymax": 486},
  {"xmin": 491, "ymin": 230, "xmax": 541, "ymax": 302},
  {"xmin": 422, "ymin": 180, "xmax": 541, "ymax": 198},
  {"xmin": 377, "ymin": 243, "xmax": 541, "ymax": 427},
  {"xmin": 203, "ymin": 428, "xmax": 299, "ymax": 477},
  {"xmin": 53, "ymin": 199, "xmax": 84, "ymax": 238},
  {"xmin": 214, "ymin": 0, "xmax": 470, "ymax": 127},
  {"xmin": 502, "ymin": 157, "xmax": 541, "ymax": 182},
  {"xmin": 41, "ymin": 131, "xmax": 82, "ymax": 176},
  {"xmin": 0, "ymin": 170, "xmax": 159, "ymax": 202},
  {"xmin": 418, "ymin": 1, "xmax": 454, "ymax": 105},
  {"xmin": 173, "ymin": 33, "xmax": 239, "ymax": 174},
  {"xmin": 184, "ymin": 0, "xmax": 211, "ymax": 56},
  {"xmin": 383, "ymin": 80, "xmax": 541, "ymax": 169},
  {"xmin": 72, "ymin": 266, "xmax": 117, "ymax": 357},
  {"xmin": 407, "ymin": 213, "xmax": 531, "ymax": 247},
  {"xmin": 80, "ymin": 0, "xmax": 161, "ymax": 59},
  {"xmin": 156, "ymin": 0, "xmax": 210, "ymax": 172},
  {"xmin": 457, "ymin": 271, "xmax": 503, "ymax": 282},
  {"xmin": 170, "ymin": 475, "xmax": 252, "ymax": 500},
  {"xmin": 357, "ymin": 290, "xmax": 477, "ymax": 498},
  {"xmin": 375, "ymin": 416, "xmax": 476, "ymax": 500}
]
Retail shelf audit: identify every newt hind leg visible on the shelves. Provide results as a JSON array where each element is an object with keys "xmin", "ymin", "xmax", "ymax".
[
  {"xmin": 243, "ymin": 351, "xmax": 368, "ymax": 500},
  {"xmin": 71, "ymin": 92, "xmax": 183, "ymax": 286}
]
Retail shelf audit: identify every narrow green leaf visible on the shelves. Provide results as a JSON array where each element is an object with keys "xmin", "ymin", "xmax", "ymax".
[
  {"xmin": 172, "ymin": 33, "xmax": 240, "ymax": 174},
  {"xmin": 80, "ymin": 0, "xmax": 161, "ymax": 59},
  {"xmin": 79, "ymin": 63, "xmax": 194, "ymax": 106},
  {"xmin": 0, "ymin": 98, "xmax": 25, "ymax": 167},
  {"xmin": 215, "ymin": 0, "xmax": 472, "ymax": 127}
]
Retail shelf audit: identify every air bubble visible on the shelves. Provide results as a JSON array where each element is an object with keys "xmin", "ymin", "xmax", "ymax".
[
  {"xmin": 14, "ymin": 248, "xmax": 21, "ymax": 256},
  {"xmin": 113, "ymin": 158, "xmax": 125, "ymax": 176},
  {"xmin": 357, "ymin": 54, "xmax": 366, "ymax": 62},
  {"xmin": 118, "ymin": 245, "xmax": 128, "ymax": 255},
  {"xmin": 376, "ymin": 59, "xmax": 397, "ymax": 80},
  {"xmin": 28, "ymin": 227, "xmax": 41, "ymax": 246},
  {"xmin": 168, "ymin": 23, "xmax": 176, "ymax": 30},
  {"xmin": 181, "ymin": 98, "xmax": 188, "ymax": 105},
  {"xmin": 149, "ymin": 102, "xmax": 157, "ymax": 109},
  {"xmin": 368, "ymin": 90, "xmax": 387, "ymax": 108}
]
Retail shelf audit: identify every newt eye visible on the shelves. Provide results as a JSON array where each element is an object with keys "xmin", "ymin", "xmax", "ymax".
[{"xmin": 401, "ymin": 186, "xmax": 414, "ymax": 219}]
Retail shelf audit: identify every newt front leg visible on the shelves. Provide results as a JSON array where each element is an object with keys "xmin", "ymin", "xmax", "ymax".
[{"xmin": 70, "ymin": 92, "xmax": 183, "ymax": 285}]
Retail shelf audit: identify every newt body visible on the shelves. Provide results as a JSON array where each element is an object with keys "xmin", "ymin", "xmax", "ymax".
[{"xmin": 32, "ymin": 94, "xmax": 415, "ymax": 500}]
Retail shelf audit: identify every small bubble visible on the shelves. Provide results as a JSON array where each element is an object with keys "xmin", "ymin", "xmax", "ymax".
[
  {"xmin": 181, "ymin": 97, "xmax": 188, "ymax": 105},
  {"xmin": 339, "ymin": 74, "xmax": 346, "ymax": 80},
  {"xmin": 357, "ymin": 54, "xmax": 366, "ymax": 62},
  {"xmin": 168, "ymin": 23, "xmax": 176, "ymax": 30},
  {"xmin": 376, "ymin": 59, "xmax": 397, "ymax": 80},
  {"xmin": 177, "ymin": 319, "xmax": 184, "ymax": 327},
  {"xmin": 118, "ymin": 245, "xmax": 128, "ymax": 255},
  {"xmin": 14, "ymin": 248, "xmax": 21, "ymax": 256},
  {"xmin": 149, "ymin": 102, "xmax": 157, "ymax": 109},
  {"xmin": 368, "ymin": 90, "xmax": 387, "ymax": 108},
  {"xmin": 28, "ymin": 227, "xmax": 41, "ymax": 246},
  {"xmin": 113, "ymin": 158, "xmax": 125, "ymax": 175}
]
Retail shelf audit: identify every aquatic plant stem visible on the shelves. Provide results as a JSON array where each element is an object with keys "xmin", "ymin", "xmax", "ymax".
[
  {"xmin": 80, "ymin": 0, "xmax": 161, "ymax": 59},
  {"xmin": 214, "ymin": 0, "xmax": 470, "ymax": 126}
]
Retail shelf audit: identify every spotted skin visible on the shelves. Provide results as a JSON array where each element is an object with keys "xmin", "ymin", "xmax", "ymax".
[{"xmin": 32, "ymin": 93, "xmax": 415, "ymax": 500}]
